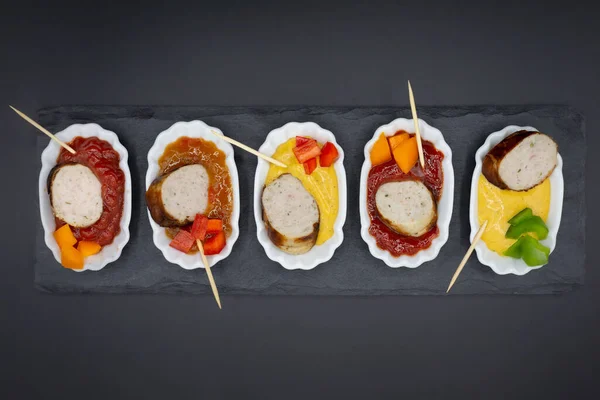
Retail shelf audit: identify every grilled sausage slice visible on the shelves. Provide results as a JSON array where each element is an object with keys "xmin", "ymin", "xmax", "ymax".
[
  {"xmin": 146, "ymin": 164, "xmax": 209, "ymax": 227},
  {"xmin": 261, "ymin": 174, "xmax": 320, "ymax": 255},
  {"xmin": 48, "ymin": 163, "xmax": 103, "ymax": 228},
  {"xmin": 482, "ymin": 130, "xmax": 558, "ymax": 191},
  {"xmin": 375, "ymin": 180, "xmax": 437, "ymax": 237}
]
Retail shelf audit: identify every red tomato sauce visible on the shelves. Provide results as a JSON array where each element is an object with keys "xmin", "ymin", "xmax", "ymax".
[
  {"xmin": 366, "ymin": 133, "xmax": 444, "ymax": 256},
  {"xmin": 55, "ymin": 136, "xmax": 125, "ymax": 246}
]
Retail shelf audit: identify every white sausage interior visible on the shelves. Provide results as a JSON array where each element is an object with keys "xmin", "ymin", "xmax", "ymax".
[
  {"xmin": 497, "ymin": 134, "xmax": 558, "ymax": 191},
  {"xmin": 161, "ymin": 164, "xmax": 209, "ymax": 224},
  {"xmin": 51, "ymin": 164, "xmax": 103, "ymax": 228},
  {"xmin": 375, "ymin": 180, "xmax": 436, "ymax": 237},
  {"xmin": 262, "ymin": 174, "xmax": 319, "ymax": 239}
]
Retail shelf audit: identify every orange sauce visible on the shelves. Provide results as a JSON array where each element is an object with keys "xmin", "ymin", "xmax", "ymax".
[{"xmin": 158, "ymin": 137, "xmax": 233, "ymax": 248}]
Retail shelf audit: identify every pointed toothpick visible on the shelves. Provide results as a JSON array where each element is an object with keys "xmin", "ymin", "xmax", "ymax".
[
  {"xmin": 197, "ymin": 239, "xmax": 222, "ymax": 309},
  {"xmin": 210, "ymin": 130, "xmax": 287, "ymax": 168},
  {"xmin": 447, "ymin": 220, "xmax": 488, "ymax": 293},
  {"xmin": 10, "ymin": 105, "xmax": 76, "ymax": 154},
  {"xmin": 407, "ymin": 81, "xmax": 425, "ymax": 169}
]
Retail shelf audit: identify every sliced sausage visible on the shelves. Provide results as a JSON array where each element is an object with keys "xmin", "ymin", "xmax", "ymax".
[
  {"xmin": 146, "ymin": 164, "xmax": 209, "ymax": 227},
  {"xmin": 482, "ymin": 130, "xmax": 558, "ymax": 191},
  {"xmin": 261, "ymin": 173, "xmax": 320, "ymax": 255},
  {"xmin": 48, "ymin": 163, "xmax": 103, "ymax": 228},
  {"xmin": 376, "ymin": 180, "xmax": 437, "ymax": 237}
]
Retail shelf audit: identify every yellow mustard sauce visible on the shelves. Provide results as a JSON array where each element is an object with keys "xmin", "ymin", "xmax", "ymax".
[
  {"xmin": 477, "ymin": 175, "xmax": 550, "ymax": 254},
  {"xmin": 265, "ymin": 138, "xmax": 339, "ymax": 245}
]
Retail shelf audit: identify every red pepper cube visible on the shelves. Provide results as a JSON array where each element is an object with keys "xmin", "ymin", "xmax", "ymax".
[
  {"xmin": 319, "ymin": 142, "xmax": 339, "ymax": 167},
  {"xmin": 203, "ymin": 231, "xmax": 226, "ymax": 255},
  {"xmin": 206, "ymin": 219, "xmax": 223, "ymax": 234},
  {"xmin": 293, "ymin": 141, "xmax": 322, "ymax": 164},
  {"xmin": 169, "ymin": 229, "xmax": 196, "ymax": 253},
  {"xmin": 303, "ymin": 157, "xmax": 318, "ymax": 174},
  {"xmin": 191, "ymin": 214, "xmax": 208, "ymax": 240},
  {"xmin": 295, "ymin": 136, "xmax": 314, "ymax": 147}
]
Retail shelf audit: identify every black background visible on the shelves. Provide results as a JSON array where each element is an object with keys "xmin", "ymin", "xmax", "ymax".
[{"xmin": 1, "ymin": 0, "xmax": 598, "ymax": 398}]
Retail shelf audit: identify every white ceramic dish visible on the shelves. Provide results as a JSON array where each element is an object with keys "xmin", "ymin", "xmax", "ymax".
[
  {"xmin": 146, "ymin": 120, "xmax": 240, "ymax": 269},
  {"xmin": 359, "ymin": 118, "xmax": 454, "ymax": 268},
  {"xmin": 469, "ymin": 125, "xmax": 564, "ymax": 275},
  {"xmin": 39, "ymin": 123, "xmax": 132, "ymax": 272},
  {"xmin": 254, "ymin": 122, "xmax": 347, "ymax": 270}
]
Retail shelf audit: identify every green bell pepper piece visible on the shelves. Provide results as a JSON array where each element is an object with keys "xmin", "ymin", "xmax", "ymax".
[
  {"xmin": 503, "ymin": 237, "xmax": 524, "ymax": 258},
  {"xmin": 519, "ymin": 235, "xmax": 550, "ymax": 267},
  {"xmin": 505, "ymin": 215, "xmax": 549, "ymax": 240},
  {"xmin": 508, "ymin": 208, "xmax": 533, "ymax": 225}
]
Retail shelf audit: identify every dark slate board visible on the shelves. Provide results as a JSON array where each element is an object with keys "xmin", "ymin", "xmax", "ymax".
[{"xmin": 33, "ymin": 105, "xmax": 586, "ymax": 295}]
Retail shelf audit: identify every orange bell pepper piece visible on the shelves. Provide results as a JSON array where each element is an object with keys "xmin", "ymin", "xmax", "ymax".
[
  {"xmin": 203, "ymin": 231, "xmax": 226, "ymax": 255},
  {"xmin": 206, "ymin": 219, "xmax": 223, "ymax": 234},
  {"xmin": 392, "ymin": 136, "xmax": 419, "ymax": 174},
  {"xmin": 61, "ymin": 246, "xmax": 84, "ymax": 270},
  {"xmin": 370, "ymin": 133, "xmax": 392, "ymax": 166},
  {"xmin": 388, "ymin": 133, "xmax": 410, "ymax": 150},
  {"xmin": 54, "ymin": 224, "xmax": 77, "ymax": 249},
  {"xmin": 77, "ymin": 241, "xmax": 102, "ymax": 257}
]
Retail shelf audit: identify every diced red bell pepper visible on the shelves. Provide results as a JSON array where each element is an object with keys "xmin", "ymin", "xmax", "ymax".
[
  {"xmin": 303, "ymin": 157, "xmax": 318, "ymax": 174},
  {"xmin": 319, "ymin": 142, "xmax": 339, "ymax": 167},
  {"xmin": 296, "ymin": 136, "xmax": 314, "ymax": 147},
  {"xmin": 203, "ymin": 231, "xmax": 226, "ymax": 255},
  {"xmin": 206, "ymin": 219, "xmax": 223, "ymax": 234},
  {"xmin": 169, "ymin": 229, "xmax": 196, "ymax": 253},
  {"xmin": 191, "ymin": 214, "xmax": 208, "ymax": 240},
  {"xmin": 293, "ymin": 140, "xmax": 322, "ymax": 164}
]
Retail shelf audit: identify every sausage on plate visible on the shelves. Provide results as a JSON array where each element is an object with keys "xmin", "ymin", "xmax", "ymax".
[
  {"xmin": 261, "ymin": 173, "xmax": 320, "ymax": 255},
  {"xmin": 375, "ymin": 180, "xmax": 437, "ymax": 237},
  {"xmin": 48, "ymin": 163, "xmax": 103, "ymax": 228},
  {"xmin": 482, "ymin": 130, "xmax": 558, "ymax": 191},
  {"xmin": 146, "ymin": 164, "xmax": 209, "ymax": 227}
]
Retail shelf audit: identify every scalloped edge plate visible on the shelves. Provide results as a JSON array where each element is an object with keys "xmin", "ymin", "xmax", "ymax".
[
  {"xmin": 253, "ymin": 122, "xmax": 347, "ymax": 270},
  {"xmin": 469, "ymin": 125, "xmax": 564, "ymax": 275},
  {"xmin": 145, "ymin": 120, "xmax": 240, "ymax": 270},
  {"xmin": 359, "ymin": 118, "xmax": 454, "ymax": 268},
  {"xmin": 39, "ymin": 123, "xmax": 132, "ymax": 272}
]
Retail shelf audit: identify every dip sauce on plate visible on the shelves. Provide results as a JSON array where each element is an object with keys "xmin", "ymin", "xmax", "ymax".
[
  {"xmin": 265, "ymin": 137, "xmax": 339, "ymax": 245},
  {"xmin": 158, "ymin": 137, "xmax": 234, "ymax": 246},
  {"xmin": 55, "ymin": 136, "xmax": 125, "ymax": 246},
  {"xmin": 477, "ymin": 175, "xmax": 550, "ymax": 254},
  {"xmin": 367, "ymin": 136, "xmax": 444, "ymax": 256}
]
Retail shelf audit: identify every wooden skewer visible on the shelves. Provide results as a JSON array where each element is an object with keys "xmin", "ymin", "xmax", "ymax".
[
  {"xmin": 210, "ymin": 130, "xmax": 287, "ymax": 168},
  {"xmin": 10, "ymin": 105, "xmax": 76, "ymax": 154},
  {"xmin": 197, "ymin": 239, "xmax": 222, "ymax": 309},
  {"xmin": 407, "ymin": 81, "xmax": 425, "ymax": 169},
  {"xmin": 447, "ymin": 220, "xmax": 488, "ymax": 293}
]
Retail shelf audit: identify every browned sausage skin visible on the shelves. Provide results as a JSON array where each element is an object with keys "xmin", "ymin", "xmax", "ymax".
[
  {"xmin": 263, "ymin": 208, "xmax": 319, "ymax": 255},
  {"xmin": 146, "ymin": 172, "xmax": 182, "ymax": 227},
  {"xmin": 482, "ymin": 130, "xmax": 558, "ymax": 191},
  {"xmin": 260, "ymin": 174, "xmax": 320, "ymax": 255}
]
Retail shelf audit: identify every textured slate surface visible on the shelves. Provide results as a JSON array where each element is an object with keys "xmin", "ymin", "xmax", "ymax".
[{"xmin": 33, "ymin": 105, "xmax": 585, "ymax": 295}]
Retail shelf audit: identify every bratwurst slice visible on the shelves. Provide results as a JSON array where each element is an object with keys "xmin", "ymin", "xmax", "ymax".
[
  {"xmin": 146, "ymin": 164, "xmax": 209, "ymax": 227},
  {"xmin": 48, "ymin": 163, "xmax": 103, "ymax": 228},
  {"xmin": 261, "ymin": 174, "xmax": 320, "ymax": 255},
  {"xmin": 482, "ymin": 130, "xmax": 558, "ymax": 191},
  {"xmin": 376, "ymin": 180, "xmax": 437, "ymax": 237}
]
